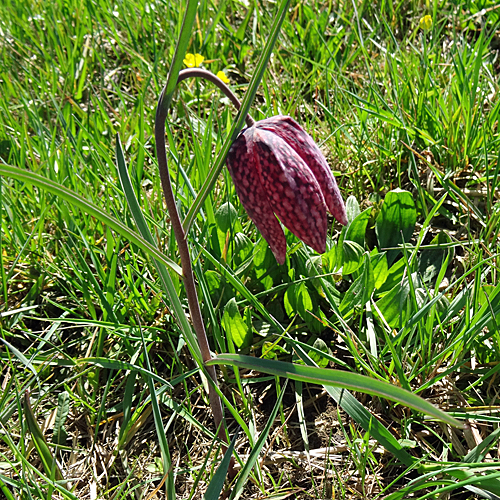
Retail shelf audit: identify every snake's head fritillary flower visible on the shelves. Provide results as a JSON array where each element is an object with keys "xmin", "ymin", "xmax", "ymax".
[{"xmin": 226, "ymin": 115, "xmax": 347, "ymax": 265}]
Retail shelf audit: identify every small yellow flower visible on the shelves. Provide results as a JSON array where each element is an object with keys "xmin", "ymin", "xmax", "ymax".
[
  {"xmin": 183, "ymin": 53, "xmax": 204, "ymax": 68},
  {"xmin": 419, "ymin": 15, "xmax": 433, "ymax": 31},
  {"xmin": 217, "ymin": 71, "xmax": 230, "ymax": 84}
]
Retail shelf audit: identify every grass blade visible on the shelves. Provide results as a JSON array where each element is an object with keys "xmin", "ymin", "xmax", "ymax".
[
  {"xmin": 139, "ymin": 327, "xmax": 175, "ymax": 499},
  {"xmin": 230, "ymin": 381, "xmax": 288, "ymax": 500},
  {"xmin": 0, "ymin": 164, "xmax": 182, "ymax": 276},
  {"xmin": 207, "ymin": 354, "xmax": 461, "ymax": 428},
  {"xmin": 115, "ymin": 133, "xmax": 202, "ymax": 362},
  {"xmin": 182, "ymin": 0, "xmax": 292, "ymax": 233},
  {"xmin": 156, "ymin": 0, "xmax": 199, "ymax": 116},
  {"xmin": 203, "ymin": 430, "xmax": 239, "ymax": 500},
  {"xmin": 23, "ymin": 391, "xmax": 63, "ymax": 482}
]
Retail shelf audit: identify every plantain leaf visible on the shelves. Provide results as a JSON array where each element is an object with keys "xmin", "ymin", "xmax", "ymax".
[
  {"xmin": 222, "ymin": 298, "xmax": 252, "ymax": 349},
  {"xmin": 375, "ymin": 189, "xmax": 417, "ymax": 266},
  {"xmin": 346, "ymin": 207, "xmax": 371, "ymax": 247},
  {"xmin": 342, "ymin": 240, "xmax": 365, "ymax": 275},
  {"xmin": 52, "ymin": 391, "xmax": 70, "ymax": 446}
]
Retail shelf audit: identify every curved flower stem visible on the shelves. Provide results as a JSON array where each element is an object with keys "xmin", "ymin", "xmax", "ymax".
[
  {"xmin": 177, "ymin": 68, "xmax": 255, "ymax": 127},
  {"xmin": 154, "ymin": 69, "xmax": 251, "ymax": 455}
]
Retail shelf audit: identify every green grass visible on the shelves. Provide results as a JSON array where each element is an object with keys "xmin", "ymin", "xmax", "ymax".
[{"xmin": 2, "ymin": 0, "xmax": 500, "ymax": 498}]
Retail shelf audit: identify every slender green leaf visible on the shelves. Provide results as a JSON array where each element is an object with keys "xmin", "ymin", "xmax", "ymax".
[
  {"xmin": 140, "ymin": 328, "xmax": 175, "ymax": 500},
  {"xmin": 115, "ymin": 134, "xmax": 202, "ymax": 362},
  {"xmin": 0, "ymin": 338, "xmax": 39, "ymax": 384},
  {"xmin": 0, "ymin": 164, "xmax": 182, "ymax": 276},
  {"xmin": 204, "ymin": 430, "xmax": 239, "ymax": 500},
  {"xmin": 230, "ymin": 381, "xmax": 288, "ymax": 500},
  {"xmin": 77, "ymin": 357, "xmax": 173, "ymax": 388},
  {"xmin": 23, "ymin": 391, "xmax": 63, "ymax": 481},
  {"xmin": 157, "ymin": 0, "xmax": 199, "ymax": 116},
  {"xmin": 207, "ymin": 354, "xmax": 461, "ymax": 428},
  {"xmin": 182, "ymin": 0, "xmax": 292, "ymax": 233}
]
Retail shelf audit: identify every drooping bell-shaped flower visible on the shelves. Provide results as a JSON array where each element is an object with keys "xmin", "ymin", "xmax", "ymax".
[{"xmin": 226, "ymin": 115, "xmax": 347, "ymax": 265}]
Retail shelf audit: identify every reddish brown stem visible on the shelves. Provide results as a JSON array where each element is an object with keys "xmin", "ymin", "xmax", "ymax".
[{"xmin": 155, "ymin": 69, "xmax": 251, "ymax": 460}]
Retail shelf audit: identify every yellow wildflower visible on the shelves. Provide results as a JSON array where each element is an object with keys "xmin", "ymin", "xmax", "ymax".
[
  {"xmin": 419, "ymin": 15, "xmax": 432, "ymax": 31},
  {"xmin": 183, "ymin": 53, "xmax": 204, "ymax": 68},
  {"xmin": 217, "ymin": 71, "xmax": 230, "ymax": 84}
]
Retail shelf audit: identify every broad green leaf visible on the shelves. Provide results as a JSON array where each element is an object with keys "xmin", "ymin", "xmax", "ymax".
[
  {"xmin": 342, "ymin": 239, "xmax": 365, "ymax": 275},
  {"xmin": 296, "ymin": 283, "xmax": 313, "ymax": 320},
  {"xmin": 223, "ymin": 298, "xmax": 252, "ymax": 349},
  {"xmin": 233, "ymin": 232, "xmax": 253, "ymax": 263},
  {"xmin": 262, "ymin": 341, "xmax": 288, "ymax": 360},
  {"xmin": 309, "ymin": 338, "xmax": 331, "ymax": 368},
  {"xmin": 418, "ymin": 231, "xmax": 452, "ymax": 284},
  {"xmin": 375, "ymin": 189, "xmax": 417, "ymax": 266},
  {"xmin": 207, "ymin": 354, "xmax": 461, "ymax": 427},
  {"xmin": 371, "ymin": 251, "xmax": 389, "ymax": 290},
  {"xmin": 345, "ymin": 195, "xmax": 361, "ymax": 224},
  {"xmin": 252, "ymin": 238, "xmax": 277, "ymax": 290},
  {"xmin": 291, "ymin": 282, "xmax": 324, "ymax": 333},
  {"xmin": 52, "ymin": 391, "xmax": 70, "ymax": 446},
  {"xmin": 346, "ymin": 207, "xmax": 371, "ymax": 247},
  {"xmin": 284, "ymin": 283, "xmax": 297, "ymax": 317},
  {"xmin": 376, "ymin": 256, "xmax": 406, "ymax": 294},
  {"xmin": 205, "ymin": 269, "xmax": 231, "ymax": 306},
  {"xmin": 322, "ymin": 242, "xmax": 340, "ymax": 273},
  {"xmin": 210, "ymin": 223, "xmax": 224, "ymax": 260},
  {"xmin": 340, "ymin": 253, "xmax": 374, "ymax": 316},
  {"xmin": 215, "ymin": 201, "xmax": 241, "ymax": 233},
  {"xmin": 376, "ymin": 273, "xmax": 425, "ymax": 329}
]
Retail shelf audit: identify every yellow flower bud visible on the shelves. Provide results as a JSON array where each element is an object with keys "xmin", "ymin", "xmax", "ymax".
[
  {"xmin": 217, "ymin": 71, "xmax": 230, "ymax": 84},
  {"xmin": 419, "ymin": 15, "xmax": 433, "ymax": 31}
]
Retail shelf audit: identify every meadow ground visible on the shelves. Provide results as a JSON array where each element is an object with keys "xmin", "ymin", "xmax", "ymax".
[{"xmin": 1, "ymin": 1, "xmax": 500, "ymax": 499}]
